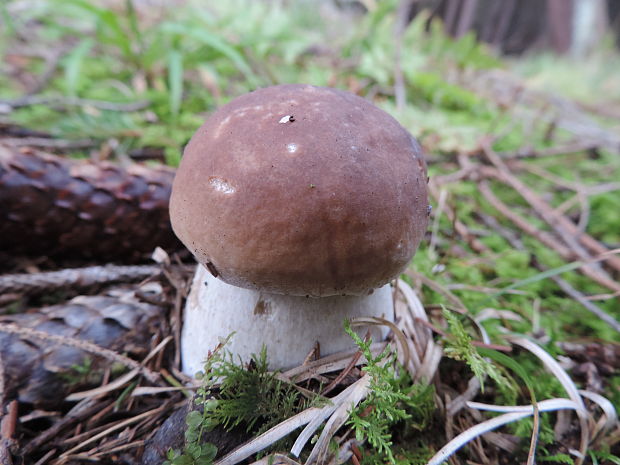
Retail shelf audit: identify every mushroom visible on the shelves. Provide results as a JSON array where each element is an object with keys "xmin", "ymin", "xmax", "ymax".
[{"xmin": 169, "ymin": 84, "xmax": 429, "ymax": 374}]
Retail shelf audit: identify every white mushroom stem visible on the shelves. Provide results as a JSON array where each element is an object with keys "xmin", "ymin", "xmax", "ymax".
[{"xmin": 181, "ymin": 265, "xmax": 395, "ymax": 375}]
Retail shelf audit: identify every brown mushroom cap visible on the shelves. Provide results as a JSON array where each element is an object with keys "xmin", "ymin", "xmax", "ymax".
[{"xmin": 170, "ymin": 84, "xmax": 429, "ymax": 297}]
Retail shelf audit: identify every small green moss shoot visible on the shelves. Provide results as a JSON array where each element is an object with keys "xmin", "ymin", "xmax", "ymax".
[
  {"xmin": 164, "ymin": 336, "xmax": 312, "ymax": 465},
  {"xmin": 442, "ymin": 307, "xmax": 517, "ymax": 400},
  {"xmin": 344, "ymin": 321, "xmax": 435, "ymax": 465}
]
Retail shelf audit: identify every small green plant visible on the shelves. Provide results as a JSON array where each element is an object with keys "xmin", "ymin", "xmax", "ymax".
[
  {"xmin": 345, "ymin": 321, "xmax": 435, "ymax": 465},
  {"xmin": 163, "ymin": 341, "xmax": 223, "ymax": 465},
  {"xmin": 165, "ymin": 337, "xmax": 310, "ymax": 464},
  {"xmin": 442, "ymin": 308, "xmax": 516, "ymax": 400},
  {"xmin": 538, "ymin": 453, "xmax": 575, "ymax": 464},
  {"xmin": 589, "ymin": 449, "xmax": 620, "ymax": 465},
  {"xmin": 58, "ymin": 356, "xmax": 98, "ymax": 386}
]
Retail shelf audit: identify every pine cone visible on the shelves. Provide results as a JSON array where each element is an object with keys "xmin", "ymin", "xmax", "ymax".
[
  {"xmin": 0, "ymin": 144, "xmax": 182, "ymax": 264},
  {"xmin": 0, "ymin": 288, "xmax": 164, "ymax": 409}
]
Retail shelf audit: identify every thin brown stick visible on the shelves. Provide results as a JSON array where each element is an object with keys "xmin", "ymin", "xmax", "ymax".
[
  {"xmin": 482, "ymin": 210, "xmax": 620, "ymax": 332},
  {"xmin": 414, "ymin": 318, "xmax": 511, "ymax": 352},
  {"xmin": 32, "ymin": 449, "xmax": 56, "ymax": 465},
  {"xmin": 0, "ymin": 95, "xmax": 150, "ymax": 112},
  {"xmin": 58, "ymin": 406, "xmax": 164, "ymax": 458},
  {"xmin": 552, "ymin": 277, "xmax": 620, "ymax": 333},
  {"xmin": 22, "ymin": 399, "xmax": 100, "ymax": 456},
  {"xmin": 428, "ymin": 181, "xmax": 491, "ymax": 255},
  {"xmin": 478, "ymin": 180, "xmax": 574, "ymax": 260},
  {"xmin": 479, "ymin": 179, "xmax": 620, "ymax": 292},
  {"xmin": 499, "ymin": 141, "xmax": 600, "ymax": 160},
  {"xmin": 0, "ymin": 137, "xmax": 96, "ymax": 149},
  {"xmin": 0, "ymin": 400, "xmax": 18, "ymax": 465},
  {"xmin": 406, "ymin": 270, "xmax": 468, "ymax": 312},
  {"xmin": 320, "ymin": 349, "xmax": 363, "ymax": 396},
  {"xmin": 482, "ymin": 143, "xmax": 620, "ymax": 283}
]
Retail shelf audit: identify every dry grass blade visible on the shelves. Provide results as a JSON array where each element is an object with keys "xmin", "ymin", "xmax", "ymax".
[
  {"xmin": 21, "ymin": 398, "xmax": 99, "ymax": 456},
  {"xmin": 578, "ymin": 390, "xmax": 618, "ymax": 440},
  {"xmin": 64, "ymin": 323, "xmax": 173, "ymax": 401},
  {"xmin": 248, "ymin": 454, "xmax": 302, "ymax": 465},
  {"xmin": 406, "ymin": 271, "xmax": 468, "ymax": 313},
  {"xmin": 131, "ymin": 386, "xmax": 197, "ymax": 396},
  {"xmin": 65, "ymin": 368, "xmax": 140, "ymax": 401},
  {"xmin": 292, "ymin": 375, "xmax": 368, "ymax": 459},
  {"xmin": 58, "ymin": 406, "xmax": 165, "ymax": 458},
  {"xmin": 215, "ymin": 375, "xmax": 369, "ymax": 465},
  {"xmin": 213, "ymin": 407, "xmax": 319, "ymax": 465},
  {"xmin": 290, "ymin": 388, "xmax": 360, "ymax": 457},
  {"xmin": 427, "ymin": 398, "xmax": 582, "ymax": 465},
  {"xmin": 467, "ymin": 399, "xmax": 577, "ymax": 413},
  {"xmin": 508, "ymin": 336, "xmax": 589, "ymax": 465},
  {"xmin": 479, "ymin": 177, "xmax": 620, "ymax": 294},
  {"xmin": 280, "ymin": 343, "xmax": 386, "ymax": 384},
  {"xmin": 304, "ymin": 374, "xmax": 371, "ymax": 465},
  {"xmin": 478, "ymin": 180, "xmax": 573, "ymax": 260},
  {"xmin": 475, "ymin": 308, "xmax": 524, "ymax": 323},
  {"xmin": 428, "ymin": 180, "xmax": 492, "ymax": 254},
  {"xmin": 480, "ymin": 185, "xmax": 620, "ymax": 331},
  {"xmin": 552, "ymin": 276, "xmax": 620, "ymax": 333},
  {"xmin": 396, "ymin": 279, "xmax": 442, "ymax": 382}
]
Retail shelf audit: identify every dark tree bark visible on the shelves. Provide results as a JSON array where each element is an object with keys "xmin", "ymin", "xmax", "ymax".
[{"xmin": 547, "ymin": 0, "xmax": 574, "ymax": 54}]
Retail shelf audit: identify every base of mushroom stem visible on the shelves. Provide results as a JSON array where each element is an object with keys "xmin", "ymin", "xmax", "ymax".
[{"xmin": 181, "ymin": 265, "xmax": 395, "ymax": 376}]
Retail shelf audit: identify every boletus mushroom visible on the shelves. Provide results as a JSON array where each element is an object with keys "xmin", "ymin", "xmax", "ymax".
[{"xmin": 170, "ymin": 84, "xmax": 429, "ymax": 374}]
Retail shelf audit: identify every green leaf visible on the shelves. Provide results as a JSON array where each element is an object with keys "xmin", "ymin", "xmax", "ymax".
[
  {"xmin": 186, "ymin": 410, "xmax": 203, "ymax": 429},
  {"xmin": 173, "ymin": 455, "xmax": 194, "ymax": 465},
  {"xmin": 201, "ymin": 443, "xmax": 218, "ymax": 461},
  {"xmin": 477, "ymin": 347, "xmax": 537, "ymax": 403},
  {"xmin": 184, "ymin": 428, "xmax": 199, "ymax": 444},
  {"xmin": 162, "ymin": 22, "xmax": 259, "ymax": 86},
  {"xmin": 489, "ymin": 254, "xmax": 620, "ymax": 298},
  {"xmin": 186, "ymin": 442, "xmax": 201, "ymax": 459},
  {"xmin": 64, "ymin": 38, "xmax": 94, "ymax": 97},
  {"xmin": 168, "ymin": 49, "xmax": 183, "ymax": 116}
]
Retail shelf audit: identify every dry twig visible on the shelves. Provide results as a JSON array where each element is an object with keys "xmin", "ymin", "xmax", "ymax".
[{"xmin": 0, "ymin": 264, "xmax": 162, "ymax": 297}]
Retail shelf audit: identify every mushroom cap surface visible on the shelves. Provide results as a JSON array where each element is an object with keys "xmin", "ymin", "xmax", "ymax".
[{"xmin": 170, "ymin": 84, "xmax": 429, "ymax": 296}]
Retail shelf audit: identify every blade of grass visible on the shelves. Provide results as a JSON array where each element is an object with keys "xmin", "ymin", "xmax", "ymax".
[
  {"xmin": 167, "ymin": 49, "xmax": 183, "ymax": 116},
  {"xmin": 490, "ymin": 248, "xmax": 620, "ymax": 298},
  {"xmin": 64, "ymin": 38, "xmax": 94, "ymax": 97},
  {"xmin": 162, "ymin": 22, "xmax": 259, "ymax": 87},
  {"xmin": 0, "ymin": 1, "xmax": 16, "ymax": 36}
]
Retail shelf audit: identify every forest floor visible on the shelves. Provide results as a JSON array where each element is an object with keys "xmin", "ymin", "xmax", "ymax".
[{"xmin": 0, "ymin": 1, "xmax": 619, "ymax": 464}]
